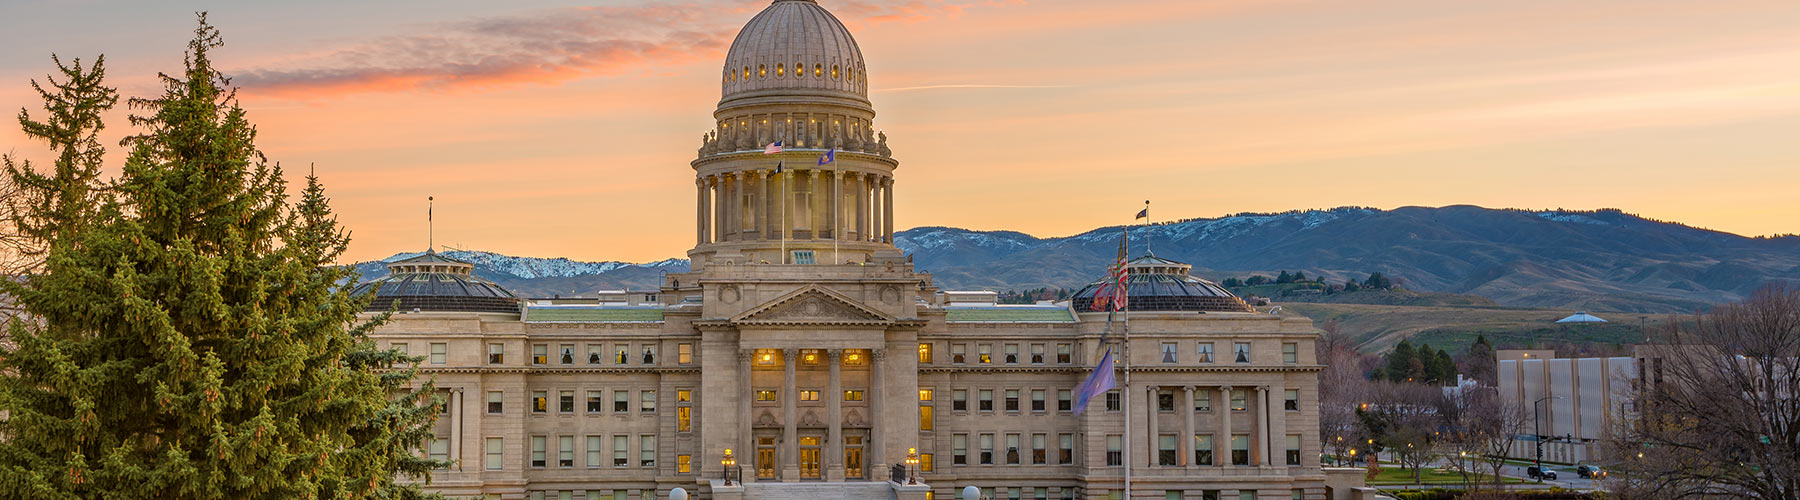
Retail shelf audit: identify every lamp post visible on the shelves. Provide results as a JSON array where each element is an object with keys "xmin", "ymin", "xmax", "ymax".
[
  {"xmin": 721, "ymin": 448, "xmax": 736, "ymax": 486},
  {"xmin": 905, "ymin": 447, "xmax": 921, "ymax": 485},
  {"xmin": 1533, "ymin": 396, "xmax": 1563, "ymax": 483}
]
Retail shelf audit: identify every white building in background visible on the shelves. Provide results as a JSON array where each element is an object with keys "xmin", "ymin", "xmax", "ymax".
[{"xmin": 1494, "ymin": 350, "xmax": 1635, "ymax": 463}]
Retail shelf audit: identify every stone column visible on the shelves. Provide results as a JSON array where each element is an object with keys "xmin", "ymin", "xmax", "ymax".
[
  {"xmin": 697, "ymin": 178, "xmax": 707, "ymax": 245},
  {"xmin": 883, "ymin": 176, "xmax": 895, "ymax": 243},
  {"xmin": 450, "ymin": 389, "xmax": 463, "ymax": 470},
  {"xmin": 1182, "ymin": 386, "xmax": 1195, "ymax": 467},
  {"xmin": 870, "ymin": 348, "xmax": 887, "ymax": 479},
  {"xmin": 1272, "ymin": 386, "xmax": 1288, "ymax": 467},
  {"xmin": 722, "ymin": 173, "xmax": 736, "ymax": 242},
  {"xmin": 827, "ymin": 350, "xmax": 845, "ymax": 480},
  {"xmin": 824, "ymin": 169, "xmax": 838, "ymax": 241},
  {"xmin": 782, "ymin": 348, "xmax": 800, "ymax": 480},
  {"xmin": 709, "ymin": 176, "xmax": 721, "ymax": 244},
  {"xmin": 778, "ymin": 171, "xmax": 790, "ymax": 251},
  {"xmin": 1256, "ymin": 386, "xmax": 1271, "ymax": 466},
  {"xmin": 739, "ymin": 349, "xmax": 754, "ymax": 481},
  {"xmin": 1219, "ymin": 385, "xmax": 1233, "ymax": 468},
  {"xmin": 1147, "ymin": 385, "xmax": 1159, "ymax": 467},
  {"xmin": 854, "ymin": 174, "xmax": 867, "ymax": 242},
  {"xmin": 753, "ymin": 170, "xmax": 766, "ymax": 241},
  {"xmin": 811, "ymin": 169, "xmax": 826, "ymax": 240}
]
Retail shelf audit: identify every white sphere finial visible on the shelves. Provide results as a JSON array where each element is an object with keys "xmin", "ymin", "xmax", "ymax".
[
  {"xmin": 670, "ymin": 487, "xmax": 688, "ymax": 500},
  {"xmin": 962, "ymin": 485, "xmax": 981, "ymax": 500}
]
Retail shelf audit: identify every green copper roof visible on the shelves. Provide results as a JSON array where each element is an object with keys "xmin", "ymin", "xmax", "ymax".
[
  {"xmin": 945, "ymin": 307, "xmax": 1076, "ymax": 323},
  {"xmin": 524, "ymin": 307, "xmax": 664, "ymax": 323}
]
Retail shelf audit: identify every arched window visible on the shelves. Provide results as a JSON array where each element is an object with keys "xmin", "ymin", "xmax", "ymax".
[
  {"xmin": 832, "ymin": 65, "xmax": 840, "ymax": 79},
  {"xmin": 776, "ymin": 63, "xmax": 784, "ymax": 77},
  {"xmin": 814, "ymin": 64, "xmax": 822, "ymax": 77},
  {"xmin": 758, "ymin": 65, "xmax": 766, "ymax": 78}
]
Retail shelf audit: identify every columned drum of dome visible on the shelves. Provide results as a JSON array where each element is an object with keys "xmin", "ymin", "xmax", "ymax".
[
  {"xmin": 690, "ymin": 0, "xmax": 900, "ymax": 269},
  {"xmin": 350, "ymin": 249, "xmax": 519, "ymax": 313},
  {"xmin": 1071, "ymin": 254, "xmax": 1256, "ymax": 313}
]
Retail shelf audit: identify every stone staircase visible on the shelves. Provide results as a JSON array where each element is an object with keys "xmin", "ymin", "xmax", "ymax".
[{"xmin": 740, "ymin": 481, "xmax": 898, "ymax": 500}]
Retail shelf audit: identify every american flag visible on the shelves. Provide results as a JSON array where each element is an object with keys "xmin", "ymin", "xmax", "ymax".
[
  {"xmin": 764, "ymin": 141, "xmax": 783, "ymax": 154},
  {"xmin": 1089, "ymin": 231, "xmax": 1130, "ymax": 311}
]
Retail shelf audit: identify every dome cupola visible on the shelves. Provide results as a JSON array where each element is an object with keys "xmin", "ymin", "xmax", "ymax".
[
  {"xmin": 719, "ymin": 0, "xmax": 869, "ymax": 109},
  {"xmin": 1070, "ymin": 254, "xmax": 1255, "ymax": 313},
  {"xmin": 351, "ymin": 249, "xmax": 520, "ymax": 313}
]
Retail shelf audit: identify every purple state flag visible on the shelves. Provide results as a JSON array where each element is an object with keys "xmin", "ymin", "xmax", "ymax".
[{"xmin": 1072, "ymin": 346, "xmax": 1117, "ymax": 415}]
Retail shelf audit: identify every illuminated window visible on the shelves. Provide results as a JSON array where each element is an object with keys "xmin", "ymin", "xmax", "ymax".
[
  {"xmin": 758, "ymin": 65, "xmax": 766, "ymax": 78},
  {"xmin": 814, "ymin": 64, "xmax": 822, "ymax": 77},
  {"xmin": 800, "ymin": 390, "xmax": 820, "ymax": 402},
  {"xmin": 677, "ymin": 390, "xmax": 691, "ymax": 403},
  {"xmin": 678, "ymin": 454, "xmax": 691, "ymax": 473},
  {"xmin": 776, "ymin": 63, "xmax": 784, "ymax": 77},
  {"xmin": 678, "ymin": 407, "xmax": 691, "ymax": 432},
  {"xmin": 978, "ymin": 344, "xmax": 992, "ymax": 364},
  {"xmin": 532, "ymin": 391, "xmax": 547, "ymax": 413},
  {"xmin": 533, "ymin": 344, "xmax": 547, "ymax": 365},
  {"xmin": 920, "ymin": 405, "xmax": 934, "ymax": 431},
  {"xmin": 678, "ymin": 343, "xmax": 692, "ymax": 364},
  {"xmin": 802, "ymin": 350, "xmax": 820, "ymax": 366},
  {"xmin": 1198, "ymin": 343, "xmax": 1215, "ymax": 363},
  {"xmin": 757, "ymin": 349, "xmax": 776, "ymax": 365},
  {"xmin": 921, "ymin": 453, "xmax": 933, "ymax": 472},
  {"xmin": 919, "ymin": 389, "xmax": 934, "ymax": 401},
  {"xmin": 756, "ymin": 390, "xmax": 778, "ymax": 402},
  {"xmin": 743, "ymin": 67, "xmax": 750, "ymax": 79},
  {"xmin": 918, "ymin": 343, "xmax": 932, "ymax": 364},
  {"xmin": 844, "ymin": 350, "xmax": 864, "ymax": 365},
  {"xmin": 844, "ymin": 390, "xmax": 864, "ymax": 401},
  {"xmin": 832, "ymin": 65, "xmax": 840, "ymax": 79}
]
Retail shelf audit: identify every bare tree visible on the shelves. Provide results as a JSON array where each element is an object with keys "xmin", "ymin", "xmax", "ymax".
[
  {"xmin": 1356, "ymin": 381, "xmax": 1441, "ymax": 483},
  {"xmin": 1439, "ymin": 384, "xmax": 1528, "ymax": 492},
  {"xmin": 1318, "ymin": 319, "xmax": 1371, "ymax": 465},
  {"xmin": 1606, "ymin": 284, "xmax": 1800, "ymax": 499}
]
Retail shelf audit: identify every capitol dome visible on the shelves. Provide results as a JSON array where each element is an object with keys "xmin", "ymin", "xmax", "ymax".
[
  {"xmin": 1070, "ymin": 254, "xmax": 1256, "ymax": 313},
  {"xmin": 351, "ymin": 250, "xmax": 520, "ymax": 314},
  {"xmin": 720, "ymin": 0, "xmax": 869, "ymax": 107}
]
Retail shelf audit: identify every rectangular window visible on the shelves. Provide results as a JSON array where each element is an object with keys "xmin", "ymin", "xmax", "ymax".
[
  {"xmin": 429, "ymin": 437, "xmax": 449, "ymax": 466},
  {"xmin": 980, "ymin": 434, "xmax": 995, "ymax": 465},
  {"xmin": 616, "ymin": 345, "xmax": 629, "ymax": 365},
  {"xmin": 1058, "ymin": 390, "xmax": 1072, "ymax": 412},
  {"xmin": 1031, "ymin": 389, "xmax": 1046, "ymax": 412},
  {"xmin": 615, "ymin": 390, "xmax": 629, "ymax": 413},
  {"xmin": 1285, "ymin": 389, "xmax": 1300, "ymax": 411},
  {"xmin": 952, "ymin": 389, "xmax": 967, "ymax": 411},
  {"xmin": 487, "ymin": 390, "xmax": 504, "ymax": 414},
  {"xmin": 1106, "ymin": 435, "xmax": 1122, "ymax": 467},
  {"xmin": 1157, "ymin": 390, "xmax": 1175, "ymax": 412},
  {"xmin": 559, "ymin": 435, "xmax": 574, "ymax": 467},
  {"xmin": 1004, "ymin": 344, "xmax": 1019, "ymax": 364},
  {"xmin": 559, "ymin": 390, "xmax": 574, "ymax": 413},
  {"xmin": 530, "ymin": 436, "xmax": 547, "ymax": 468},
  {"xmin": 798, "ymin": 390, "xmax": 819, "ymax": 402},
  {"xmin": 587, "ymin": 436, "xmax": 602, "ymax": 468},
  {"xmin": 1005, "ymin": 434, "xmax": 1021, "ymax": 465},
  {"xmin": 843, "ymin": 390, "xmax": 864, "ymax": 401},
  {"xmin": 953, "ymin": 434, "xmax": 968, "ymax": 465},
  {"xmin": 642, "ymin": 345, "xmax": 656, "ymax": 365},
  {"xmin": 1232, "ymin": 435, "xmax": 1250, "ymax": 465},
  {"xmin": 1031, "ymin": 344, "xmax": 1045, "ymax": 364},
  {"xmin": 533, "ymin": 344, "xmax": 548, "ymax": 365},
  {"xmin": 1005, "ymin": 389, "xmax": 1020, "ymax": 412},
  {"xmin": 641, "ymin": 390, "xmax": 657, "ymax": 413},
  {"xmin": 678, "ymin": 454, "xmax": 692, "ymax": 473},
  {"xmin": 1198, "ymin": 342, "xmax": 1214, "ymax": 363},
  {"xmin": 1234, "ymin": 342, "xmax": 1251, "ymax": 363},
  {"xmin": 678, "ymin": 389, "xmax": 691, "ymax": 403},
  {"xmin": 1240, "ymin": 493, "xmax": 1254, "ymax": 500},
  {"xmin": 1161, "ymin": 342, "xmax": 1178, "ymax": 364},
  {"xmin": 532, "ymin": 391, "xmax": 547, "ymax": 413},
  {"xmin": 588, "ymin": 344, "xmax": 603, "ymax": 364},
  {"xmin": 613, "ymin": 435, "xmax": 629, "ymax": 467},
  {"xmin": 1232, "ymin": 389, "xmax": 1247, "ymax": 412},
  {"xmin": 678, "ymin": 343, "xmax": 693, "ymax": 364},
  {"xmin": 640, "ymin": 435, "xmax": 656, "ymax": 467},
  {"xmin": 920, "ymin": 405, "xmax": 934, "ymax": 431},
  {"xmin": 792, "ymin": 250, "xmax": 815, "ymax": 264},
  {"xmin": 485, "ymin": 437, "xmax": 504, "ymax": 470},
  {"xmin": 678, "ymin": 407, "xmax": 691, "ymax": 432},
  {"xmin": 979, "ymin": 390, "xmax": 994, "ymax": 412},
  {"xmin": 489, "ymin": 343, "xmax": 504, "ymax": 364},
  {"xmin": 1195, "ymin": 435, "xmax": 1214, "ymax": 465},
  {"xmin": 1057, "ymin": 343, "xmax": 1072, "ymax": 364},
  {"xmin": 921, "ymin": 453, "xmax": 934, "ymax": 472},
  {"xmin": 1196, "ymin": 389, "xmax": 1213, "ymax": 412},
  {"xmin": 951, "ymin": 344, "xmax": 966, "ymax": 364},
  {"xmin": 428, "ymin": 343, "xmax": 446, "ymax": 365},
  {"xmin": 918, "ymin": 343, "xmax": 932, "ymax": 364},
  {"xmin": 1031, "ymin": 433, "xmax": 1046, "ymax": 465},
  {"xmin": 1283, "ymin": 342, "xmax": 1298, "ymax": 364},
  {"xmin": 1058, "ymin": 433, "xmax": 1073, "ymax": 464},
  {"xmin": 756, "ymin": 390, "xmax": 778, "ymax": 402},
  {"xmin": 393, "ymin": 342, "xmax": 408, "ymax": 361},
  {"xmin": 560, "ymin": 344, "xmax": 575, "ymax": 364},
  {"xmin": 1106, "ymin": 391, "xmax": 1122, "ymax": 412},
  {"xmin": 978, "ymin": 344, "xmax": 992, "ymax": 364},
  {"xmin": 1286, "ymin": 434, "xmax": 1302, "ymax": 465},
  {"xmin": 1158, "ymin": 434, "xmax": 1177, "ymax": 466},
  {"xmin": 588, "ymin": 390, "xmax": 604, "ymax": 413}
]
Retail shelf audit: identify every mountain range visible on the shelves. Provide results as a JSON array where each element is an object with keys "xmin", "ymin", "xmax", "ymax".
[{"xmin": 353, "ymin": 206, "xmax": 1800, "ymax": 312}]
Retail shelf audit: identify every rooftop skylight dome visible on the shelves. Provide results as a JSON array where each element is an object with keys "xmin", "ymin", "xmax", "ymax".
[{"xmin": 1070, "ymin": 253, "xmax": 1255, "ymax": 313}]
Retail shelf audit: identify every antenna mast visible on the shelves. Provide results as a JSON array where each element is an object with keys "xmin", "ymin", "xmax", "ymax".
[{"xmin": 428, "ymin": 196, "xmax": 435, "ymax": 252}]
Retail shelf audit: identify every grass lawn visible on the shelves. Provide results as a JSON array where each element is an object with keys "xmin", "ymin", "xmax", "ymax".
[{"xmin": 1366, "ymin": 466, "xmax": 1524, "ymax": 485}]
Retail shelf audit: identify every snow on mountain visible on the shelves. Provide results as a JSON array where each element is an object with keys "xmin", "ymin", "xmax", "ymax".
[{"xmin": 381, "ymin": 250, "xmax": 688, "ymax": 279}]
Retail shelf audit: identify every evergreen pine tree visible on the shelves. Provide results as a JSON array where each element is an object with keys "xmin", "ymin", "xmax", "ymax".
[
  {"xmin": 1435, "ymin": 349, "xmax": 1458, "ymax": 385},
  {"xmin": 0, "ymin": 16, "xmax": 444, "ymax": 499},
  {"xmin": 0, "ymin": 53, "xmax": 117, "ymax": 265},
  {"xmin": 1465, "ymin": 335, "xmax": 1497, "ymax": 386},
  {"xmin": 1343, "ymin": 279, "xmax": 1360, "ymax": 292},
  {"xmin": 1276, "ymin": 271, "xmax": 1293, "ymax": 284},
  {"xmin": 1385, "ymin": 341, "xmax": 1418, "ymax": 382},
  {"xmin": 1292, "ymin": 271, "xmax": 1306, "ymax": 283},
  {"xmin": 1363, "ymin": 272, "xmax": 1393, "ymax": 289}
]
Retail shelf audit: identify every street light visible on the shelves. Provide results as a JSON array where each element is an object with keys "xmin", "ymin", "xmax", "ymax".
[
  {"xmin": 721, "ymin": 448, "xmax": 736, "ymax": 486},
  {"xmin": 905, "ymin": 447, "xmax": 921, "ymax": 484},
  {"xmin": 1533, "ymin": 396, "xmax": 1564, "ymax": 483}
]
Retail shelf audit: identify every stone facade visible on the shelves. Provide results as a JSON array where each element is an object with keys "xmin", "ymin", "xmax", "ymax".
[{"xmin": 369, "ymin": 1, "xmax": 1328, "ymax": 499}]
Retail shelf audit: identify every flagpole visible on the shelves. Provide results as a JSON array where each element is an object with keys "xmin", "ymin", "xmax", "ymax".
[
  {"xmin": 780, "ymin": 164, "xmax": 787, "ymax": 263},
  {"xmin": 1122, "ymin": 221, "xmax": 1132, "ymax": 500},
  {"xmin": 833, "ymin": 159, "xmax": 841, "ymax": 265}
]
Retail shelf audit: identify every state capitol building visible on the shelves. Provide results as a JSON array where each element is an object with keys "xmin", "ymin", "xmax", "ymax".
[{"xmin": 363, "ymin": 1, "xmax": 1326, "ymax": 499}]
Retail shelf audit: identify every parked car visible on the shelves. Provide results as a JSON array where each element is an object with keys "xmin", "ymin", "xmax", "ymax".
[
  {"xmin": 1527, "ymin": 466, "xmax": 1558, "ymax": 480},
  {"xmin": 1576, "ymin": 464, "xmax": 1607, "ymax": 479}
]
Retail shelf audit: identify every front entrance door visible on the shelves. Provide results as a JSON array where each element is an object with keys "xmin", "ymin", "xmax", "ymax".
[
  {"xmin": 756, "ymin": 437, "xmax": 777, "ymax": 479},
  {"xmin": 845, "ymin": 435, "xmax": 864, "ymax": 479},
  {"xmin": 799, "ymin": 436, "xmax": 822, "ymax": 479}
]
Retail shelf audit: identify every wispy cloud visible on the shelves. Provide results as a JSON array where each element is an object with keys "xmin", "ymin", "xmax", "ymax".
[
  {"xmin": 875, "ymin": 83, "xmax": 1073, "ymax": 92},
  {"xmin": 231, "ymin": 0, "xmax": 1025, "ymax": 99}
]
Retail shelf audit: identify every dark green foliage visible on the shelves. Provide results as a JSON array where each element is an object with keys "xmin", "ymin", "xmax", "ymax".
[
  {"xmin": 1465, "ymin": 335, "xmax": 1497, "ymax": 386},
  {"xmin": 1291, "ymin": 271, "xmax": 1306, "ymax": 282},
  {"xmin": 1245, "ymin": 275, "xmax": 1268, "ymax": 286},
  {"xmin": 0, "ymin": 15, "xmax": 444, "ymax": 500},
  {"xmin": 1383, "ymin": 341, "xmax": 1424, "ymax": 382},
  {"xmin": 1343, "ymin": 280, "xmax": 1361, "ymax": 292},
  {"xmin": 1222, "ymin": 277, "xmax": 1243, "ymax": 287},
  {"xmin": 1276, "ymin": 271, "xmax": 1293, "ymax": 284},
  {"xmin": 1364, "ymin": 272, "xmax": 1395, "ymax": 290},
  {"xmin": 1, "ymin": 53, "xmax": 117, "ymax": 264}
]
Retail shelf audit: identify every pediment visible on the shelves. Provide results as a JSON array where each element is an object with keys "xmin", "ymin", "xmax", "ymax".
[{"xmin": 732, "ymin": 284, "xmax": 895, "ymax": 326}]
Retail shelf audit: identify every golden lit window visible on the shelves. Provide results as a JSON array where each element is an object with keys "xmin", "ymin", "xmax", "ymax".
[
  {"xmin": 758, "ymin": 65, "xmax": 766, "ymax": 78},
  {"xmin": 756, "ymin": 390, "xmax": 777, "ymax": 401},
  {"xmin": 814, "ymin": 64, "xmax": 822, "ymax": 77},
  {"xmin": 919, "ymin": 389, "xmax": 934, "ymax": 401},
  {"xmin": 832, "ymin": 65, "xmax": 840, "ymax": 79},
  {"xmin": 743, "ymin": 67, "xmax": 750, "ymax": 79},
  {"xmin": 757, "ymin": 349, "xmax": 775, "ymax": 365},
  {"xmin": 802, "ymin": 350, "xmax": 819, "ymax": 365},
  {"xmin": 918, "ymin": 343, "xmax": 932, "ymax": 364},
  {"xmin": 844, "ymin": 390, "xmax": 865, "ymax": 401},
  {"xmin": 776, "ymin": 63, "xmax": 784, "ymax": 77},
  {"xmin": 800, "ymin": 390, "xmax": 820, "ymax": 402},
  {"xmin": 845, "ymin": 351, "xmax": 864, "ymax": 365}
]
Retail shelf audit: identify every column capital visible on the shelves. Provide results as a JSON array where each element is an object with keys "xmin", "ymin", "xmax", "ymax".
[
  {"xmin": 783, "ymin": 347, "xmax": 799, "ymax": 358},
  {"xmin": 871, "ymin": 348, "xmax": 886, "ymax": 360},
  {"xmin": 1221, "ymin": 385, "xmax": 1234, "ymax": 391},
  {"xmin": 827, "ymin": 349, "xmax": 843, "ymax": 360},
  {"xmin": 738, "ymin": 348, "xmax": 754, "ymax": 361}
]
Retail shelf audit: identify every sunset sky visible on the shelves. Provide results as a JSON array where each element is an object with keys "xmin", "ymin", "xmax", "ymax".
[{"xmin": 2, "ymin": 0, "xmax": 1798, "ymax": 263}]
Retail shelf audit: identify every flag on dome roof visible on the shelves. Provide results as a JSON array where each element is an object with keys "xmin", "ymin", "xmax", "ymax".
[
  {"xmin": 818, "ymin": 147, "xmax": 836, "ymax": 165},
  {"xmin": 1089, "ymin": 232, "xmax": 1130, "ymax": 311},
  {"xmin": 764, "ymin": 141, "xmax": 783, "ymax": 154}
]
